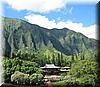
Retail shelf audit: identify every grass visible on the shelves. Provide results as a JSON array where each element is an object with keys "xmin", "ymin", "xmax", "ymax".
[
  {"xmin": 51, "ymin": 81, "xmax": 66, "ymax": 87},
  {"xmin": 16, "ymin": 85, "xmax": 40, "ymax": 87}
]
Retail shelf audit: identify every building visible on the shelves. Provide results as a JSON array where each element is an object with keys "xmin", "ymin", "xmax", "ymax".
[{"xmin": 41, "ymin": 64, "xmax": 70, "ymax": 81}]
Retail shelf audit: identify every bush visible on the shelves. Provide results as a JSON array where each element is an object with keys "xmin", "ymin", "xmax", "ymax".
[
  {"xmin": 11, "ymin": 71, "xmax": 30, "ymax": 85},
  {"xmin": 30, "ymin": 73, "xmax": 43, "ymax": 85},
  {"xmin": 3, "ymin": 57, "xmax": 40, "ymax": 82},
  {"xmin": 11, "ymin": 71, "xmax": 43, "ymax": 85}
]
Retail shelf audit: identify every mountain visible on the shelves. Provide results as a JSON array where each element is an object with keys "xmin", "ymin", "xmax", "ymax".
[{"xmin": 2, "ymin": 17, "xmax": 97, "ymax": 57}]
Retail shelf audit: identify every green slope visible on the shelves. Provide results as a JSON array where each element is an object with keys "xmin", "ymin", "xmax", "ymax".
[{"xmin": 2, "ymin": 17, "xmax": 97, "ymax": 57}]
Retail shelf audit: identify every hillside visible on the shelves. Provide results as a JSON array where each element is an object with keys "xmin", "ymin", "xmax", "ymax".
[{"xmin": 2, "ymin": 17, "xmax": 97, "ymax": 57}]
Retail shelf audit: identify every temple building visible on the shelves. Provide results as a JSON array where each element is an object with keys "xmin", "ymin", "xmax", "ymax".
[{"xmin": 41, "ymin": 64, "xmax": 70, "ymax": 81}]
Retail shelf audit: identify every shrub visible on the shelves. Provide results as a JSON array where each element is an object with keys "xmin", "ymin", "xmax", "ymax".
[
  {"xmin": 11, "ymin": 71, "xmax": 30, "ymax": 85},
  {"xmin": 30, "ymin": 73, "xmax": 43, "ymax": 85}
]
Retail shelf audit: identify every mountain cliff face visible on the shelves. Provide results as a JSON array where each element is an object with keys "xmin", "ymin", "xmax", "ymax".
[{"xmin": 2, "ymin": 17, "xmax": 97, "ymax": 56}]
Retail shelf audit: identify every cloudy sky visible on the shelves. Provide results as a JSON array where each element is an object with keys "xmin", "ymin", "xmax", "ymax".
[{"xmin": 2, "ymin": 0, "xmax": 99, "ymax": 39}]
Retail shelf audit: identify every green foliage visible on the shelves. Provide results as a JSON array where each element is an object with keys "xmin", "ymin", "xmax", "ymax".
[
  {"xmin": 11, "ymin": 71, "xmax": 43, "ymax": 85},
  {"xmin": 51, "ymin": 50, "xmax": 97, "ymax": 87},
  {"xmin": 30, "ymin": 73, "xmax": 43, "ymax": 85},
  {"xmin": 71, "ymin": 60, "xmax": 96, "ymax": 77},
  {"xmin": 3, "ymin": 57, "xmax": 40, "ymax": 82},
  {"xmin": 69, "ymin": 52, "xmax": 97, "ymax": 86},
  {"xmin": 52, "ymin": 81, "xmax": 66, "ymax": 87},
  {"xmin": 11, "ymin": 71, "xmax": 30, "ymax": 85},
  {"xmin": 3, "ymin": 17, "xmax": 97, "ymax": 57},
  {"xmin": 2, "ymin": 17, "xmax": 97, "ymax": 86},
  {"xmin": 3, "ymin": 45, "xmax": 97, "ymax": 86}
]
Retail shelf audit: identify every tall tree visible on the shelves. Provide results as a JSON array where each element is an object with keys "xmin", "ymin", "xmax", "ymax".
[
  {"xmin": 58, "ymin": 53, "xmax": 61, "ymax": 66},
  {"xmin": 52, "ymin": 54, "xmax": 55, "ymax": 65}
]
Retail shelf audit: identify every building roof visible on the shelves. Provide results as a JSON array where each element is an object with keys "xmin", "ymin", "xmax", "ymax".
[
  {"xmin": 44, "ymin": 75, "xmax": 61, "ymax": 79},
  {"xmin": 41, "ymin": 64, "xmax": 60, "ymax": 69},
  {"xmin": 62, "ymin": 66, "xmax": 70, "ymax": 69},
  {"xmin": 60, "ymin": 69, "xmax": 70, "ymax": 72}
]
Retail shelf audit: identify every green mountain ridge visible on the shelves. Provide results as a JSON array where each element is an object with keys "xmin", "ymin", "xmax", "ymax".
[{"xmin": 2, "ymin": 17, "xmax": 97, "ymax": 57}]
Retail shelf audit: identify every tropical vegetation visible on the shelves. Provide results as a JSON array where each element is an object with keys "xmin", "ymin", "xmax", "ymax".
[{"xmin": 2, "ymin": 17, "xmax": 97, "ymax": 87}]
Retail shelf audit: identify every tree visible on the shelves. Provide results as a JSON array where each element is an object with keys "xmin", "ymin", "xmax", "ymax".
[
  {"xmin": 70, "ymin": 59, "xmax": 96, "ymax": 86},
  {"xmin": 58, "ymin": 53, "xmax": 61, "ymax": 66},
  {"xmin": 61, "ymin": 52, "xmax": 64, "ymax": 66},
  {"xmin": 3, "ymin": 57, "xmax": 40, "ymax": 82},
  {"xmin": 71, "ymin": 54, "xmax": 74, "ymax": 61},
  {"xmin": 52, "ymin": 54, "xmax": 55, "ymax": 65}
]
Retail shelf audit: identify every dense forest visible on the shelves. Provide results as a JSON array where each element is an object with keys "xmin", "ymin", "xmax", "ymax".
[
  {"xmin": 3, "ymin": 48, "xmax": 97, "ymax": 86},
  {"xmin": 2, "ymin": 17, "xmax": 97, "ymax": 87}
]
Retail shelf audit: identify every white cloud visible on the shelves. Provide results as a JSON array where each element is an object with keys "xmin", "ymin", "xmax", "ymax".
[
  {"xmin": 69, "ymin": 7, "xmax": 73, "ymax": 14},
  {"xmin": 3, "ymin": 0, "xmax": 67, "ymax": 13},
  {"xmin": 3, "ymin": 0, "xmax": 99, "ymax": 13},
  {"xmin": 66, "ymin": 0, "xmax": 99, "ymax": 4},
  {"xmin": 25, "ymin": 14, "xmax": 56, "ymax": 29},
  {"xmin": 25, "ymin": 14, "xmax": 97, "ymax": 39}
]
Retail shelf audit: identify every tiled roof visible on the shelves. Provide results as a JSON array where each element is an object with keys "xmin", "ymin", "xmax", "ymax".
[
  {"xmin": 62, "ymin": 66, "xmax": 70, "ymax": 69},
  {"xmin": 41, "ymin": 64, "xmax": 60, "ymax": 69},
  {"xmin": 41, "ymin": 64, "xmax": 70, "ymax": 69}
]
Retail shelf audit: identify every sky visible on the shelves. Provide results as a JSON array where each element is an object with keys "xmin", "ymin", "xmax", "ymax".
[{"xmin": 1, "ymin": 0, "xmax": 99, "ymax": 39}]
